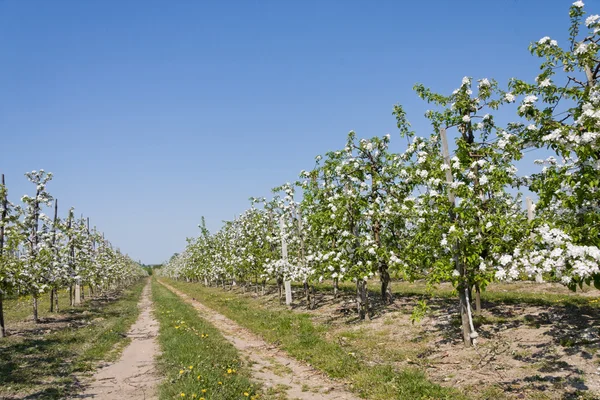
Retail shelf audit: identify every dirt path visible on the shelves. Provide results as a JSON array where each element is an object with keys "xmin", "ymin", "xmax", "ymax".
[
  {"xmin": 74, "ymin": 279, "xmax": 161, "ymax": 400},
  {"xmin": 159, "ymin": 280, "xmax": 359, "ymax": 400}
]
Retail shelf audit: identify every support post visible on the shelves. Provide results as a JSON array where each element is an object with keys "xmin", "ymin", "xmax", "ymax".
[
  {"xmin": 527, "ymin": 197, "xmax": 542, "ymax": 283},
  {"xmin": 280, "ymin": 216, "xmax": 292, "ymax": 307}
]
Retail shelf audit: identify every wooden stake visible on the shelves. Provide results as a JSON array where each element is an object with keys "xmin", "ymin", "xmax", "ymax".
[
  {"xmin": 280, "ymin": 216, "xmax": 292, "ymax": 306},
  {"xmin": 50, "ymin": 199, "xmax": 58, "ymax": 312},
  {"xmin": 526, "ymin": 197, "xmax": 542, "ymax": 283}
]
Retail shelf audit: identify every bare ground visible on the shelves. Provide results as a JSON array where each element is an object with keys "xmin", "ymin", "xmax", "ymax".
[
  {"xmin": 158, "ymin": 280, "xmax": 359, "ymax": 400},
  {"xmin": 73, "ymin": 280, "xmax": 161, "ymax": 400}
]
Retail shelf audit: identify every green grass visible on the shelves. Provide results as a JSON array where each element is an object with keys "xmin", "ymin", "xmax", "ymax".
[
  {"xmin": 162, "ymin": 278, "xmax": 462, "ymax": 400},
  {"xmin": 4, "ymin": 288, "xmax": 76, "ymax": 324},
  {"xmin": 152, "ymin": 279, "xmax": 259, "ymax": 400},
  {"xmin": 0, "ymin": 279, "xmax": 146, "ymax": 399}
]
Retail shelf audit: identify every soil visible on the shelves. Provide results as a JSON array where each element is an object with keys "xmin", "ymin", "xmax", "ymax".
[
  {"xmin": 72, "ymin": 279, "xmax": 161, "ymax": 400},
  {"xmin": 159, "ymin": 280, "xmax": 359, "ymax": 400}
]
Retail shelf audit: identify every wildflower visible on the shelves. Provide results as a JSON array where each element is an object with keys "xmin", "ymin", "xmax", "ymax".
[
  {"xmin": 179, "ymin": 370, "xmax": 184, "ymax": 374},
  {"xmin": 573, "ymin": 1, "xmax": 584, "ymax": 8},
  {"xmin": 189, "ymin": 366, "xmax": 193, "ymax": 369},
  {"xmin": 180, "ymin": 394, "xmax": 185, "ymax": 398},
  {"xmin": 244, "ymin": 393, "xmax": 250, "ymax": 397}
]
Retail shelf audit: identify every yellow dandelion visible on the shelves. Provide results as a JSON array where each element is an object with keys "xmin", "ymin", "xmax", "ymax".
[
  {"xmin": 201, "ymin": 389, "xmax": 207, "ymax": 393},
  {"xmin": 244, "ymin": 392, "xmax": 249, "ymax": 397},
  {"xmin": 218, "ymin": 381, "xmax": 222, "ymax": 385},
  {"xmin": 227, "ymin": 368, "xmax": 232, "ymax": 374},
  {"xmin": 180, "ymin": 393, "xmax": 185, "ymax": 397},
  {"xmin": 179, "ymin": 370, "xmax": 184, "ymax": 374},
  {"xmin": 189, "ymin": 365, "xmax": 194, "ymax": 369}
]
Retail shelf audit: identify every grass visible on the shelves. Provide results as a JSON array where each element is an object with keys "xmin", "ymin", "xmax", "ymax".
[
  {"xmin": 334, "ymin": 326, "xmax": 430, "ymax": 365},
  {"xmin": 0, "ymin": 279, "xmax": 146, "ymax": 399},
  {"xmin": 151, "ymin": 279, "xmax": 260, "ymax": 400},
  {"xmin": 162, "ymin": 278, "xmax": 462, "ymax": 400},
  {"xmin": 4, "ymin": 287, "xmax": 78, "ymax": 324}
]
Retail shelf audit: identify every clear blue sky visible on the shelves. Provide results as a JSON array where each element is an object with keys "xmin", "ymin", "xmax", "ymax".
[{"xmin": 0, "ymin": 1, "xmax": 588, "ymax": 264}]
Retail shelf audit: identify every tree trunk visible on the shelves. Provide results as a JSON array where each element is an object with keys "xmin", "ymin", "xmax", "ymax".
[
  {"xmin": 69, "ymin": 285, "xmax": 74, "ymax": 306},
  {"xmin": 32, "ymin": 295, "xmax": 39, "ymax": 323},
  {"xmin": 54, "ymin": 288, "xmax": 59, "ymax": 312},
  {"xmin": 459, "ymin": 282, "xmax": 471, "ymax": 347},
  {"xmin": 304, "ymin": 281, "xmax": 311, "ymax": 309},
  {"xmin": 50, "ymin": 289, "xmax": 55, "ymax": 312},
  {"xmin": 356, "ymin": 280, "xmax": 363, "ymax": 319},
  {"xmin": 277, "ymin": 278, "xmax": 283, "ymax": 304},
  {"xmin": 380, "ymin": 264, "xmax": 393, "ymax": 304},
  {"xmin": 356, "ymin": 280, "xmax": 369, "ymax": 320},
  {"xmin": 0, "ymin": 291, "xmax": 6, "ymax": 337},
  {"xmin": 333, "ymin": 278, "xmax": 339, "ymax": 299},
  {"xmin": 475, "ymin": 284, "xmax": 481, "ymax": 315},
  {"xmin": 364, "ymin": 281, "xmax": 370, "ymax": 321}
]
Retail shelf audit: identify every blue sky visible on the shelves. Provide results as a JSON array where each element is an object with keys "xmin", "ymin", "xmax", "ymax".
[{"xmin": 0, "ymin": 1, "xmax": 589, "ymax": 263}]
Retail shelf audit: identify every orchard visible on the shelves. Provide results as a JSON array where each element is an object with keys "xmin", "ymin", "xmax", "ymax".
[
  {"xmin": 2, "ymin": 2, "xmax": 600, "ymax": 400},
  {"xmin": 162, "ymin": 1, "xmax": 600, "ymax": 348}
]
